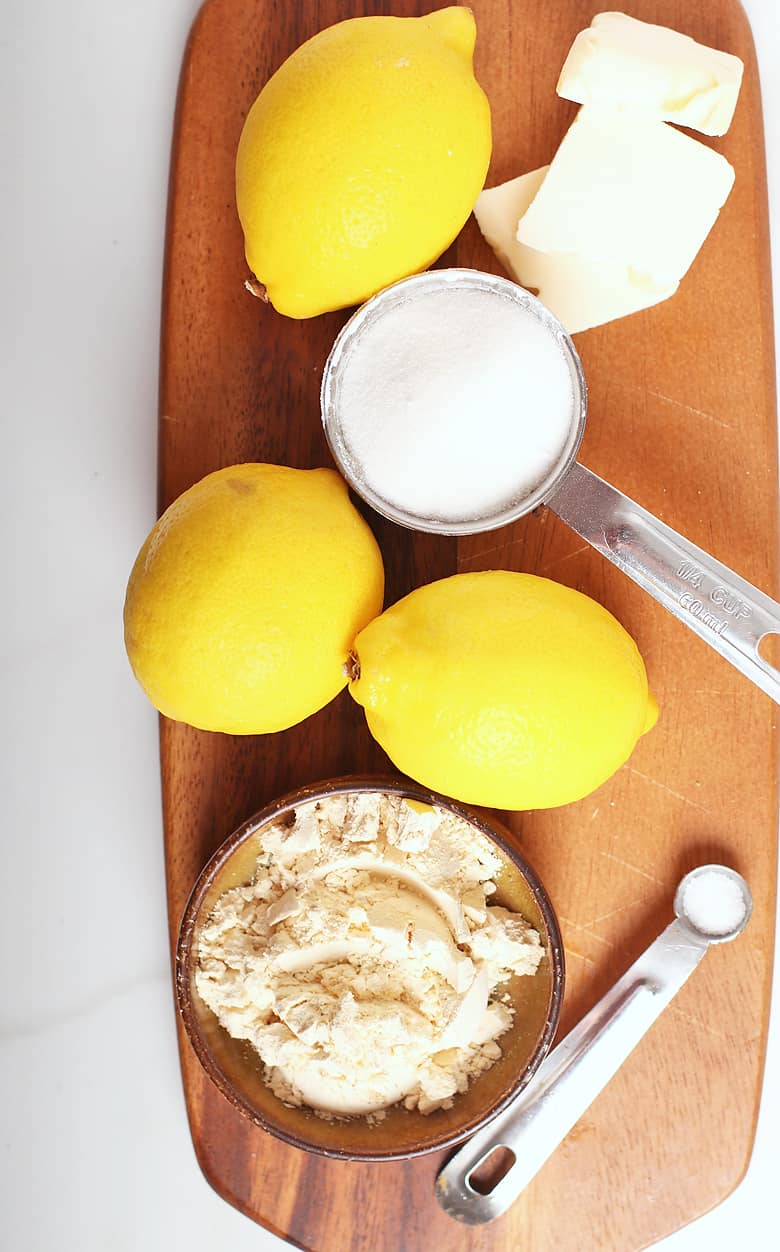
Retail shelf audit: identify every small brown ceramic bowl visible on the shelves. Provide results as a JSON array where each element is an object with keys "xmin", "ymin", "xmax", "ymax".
[{"xmin": 176, "ymin": 775, "xmax": 564, "ymax": 1162}]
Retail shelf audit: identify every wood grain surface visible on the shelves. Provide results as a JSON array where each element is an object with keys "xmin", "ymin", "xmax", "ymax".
[{"xmin": 158, "ymin": 1, "xmax": 778, "ymax": 1248}]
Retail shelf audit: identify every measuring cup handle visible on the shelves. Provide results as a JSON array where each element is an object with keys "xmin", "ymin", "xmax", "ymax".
[{"xmin": 545, "ymin": 461, "xmax": 780, "ymax": 704}]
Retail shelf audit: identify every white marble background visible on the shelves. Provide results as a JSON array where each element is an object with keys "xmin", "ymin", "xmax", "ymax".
[{"xmin": 2, "ymin": 1, "xmax": 777, "ymax": 1248}]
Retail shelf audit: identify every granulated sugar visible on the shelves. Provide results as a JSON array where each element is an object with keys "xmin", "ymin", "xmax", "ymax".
[{"xmin": 334, "ymin": 283, "xmax": 575, "ymax": 523}]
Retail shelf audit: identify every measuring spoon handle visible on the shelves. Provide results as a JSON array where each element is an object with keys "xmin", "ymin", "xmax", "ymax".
[
  {"xmin": 436, "ymin": 918, "xmax": 708, "ymax": 1225},
  {"xmin": 545, "ymin": 461, "xmax": 780, "ymax": 704}
]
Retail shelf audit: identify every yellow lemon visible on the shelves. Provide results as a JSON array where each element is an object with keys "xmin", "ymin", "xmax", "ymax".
[
  {"xmin": 124, "ymin": 464, "xmax": 384, "ymax": 734},
  {"xmin": 236, "ymin": 7, "xmax": 491, "ymax": 318},
  {"xmin": 349, "ymin": 571, "xmax": 658, "ymax": 809}
]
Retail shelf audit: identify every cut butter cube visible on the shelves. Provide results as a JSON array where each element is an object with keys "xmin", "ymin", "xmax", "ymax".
[
  {"xmin": 515, "ymin": 106, "xmax": 735, "ymax": 285},
  {"xmin": 557, "ymin": 11, "xmax": 743, "ymax": 137},
  {"xmin": 474, "ymin": 167, "xmax": 677, "ymax": 333}
]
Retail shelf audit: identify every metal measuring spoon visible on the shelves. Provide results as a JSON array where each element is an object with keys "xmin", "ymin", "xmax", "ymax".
[
  {"xmin": 434, "ymin": 864, "xmax": 752, "ymax": 1225},
  {"xmin": 321, "ymin": 269, "xmax": 780, "ymax": 704}
]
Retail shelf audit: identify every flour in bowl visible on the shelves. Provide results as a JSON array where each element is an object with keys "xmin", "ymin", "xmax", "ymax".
[{"xmin": 195, "ymin": 791, "xmax": 543, "ymax": 1119}]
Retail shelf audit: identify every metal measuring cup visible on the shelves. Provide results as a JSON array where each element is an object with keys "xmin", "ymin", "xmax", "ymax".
[
  {"xmin": 321, "ymin": 269, "xmax": 780, "ymax": 704},
  {"xmin": 435, "ymin": 864, "xmax": 752, "ymax": 1225}
]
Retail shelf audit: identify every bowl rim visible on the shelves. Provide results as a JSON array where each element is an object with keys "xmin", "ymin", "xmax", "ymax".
[{"xmin": 175, "ymin": 773, "xmax": 565, "ymax": 1162}]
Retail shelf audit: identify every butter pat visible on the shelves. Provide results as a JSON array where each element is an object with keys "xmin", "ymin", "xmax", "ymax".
[
  {"xmin": 557, "ymin": 11, "xmax": 743, "ymax": 137},
  {"xmin": 474, "ymin": 167, "xmax": 677, "ymax": 333},
  {"xmin": 515, "ymin": 106, "xmax": 735, "ymax": 285}
]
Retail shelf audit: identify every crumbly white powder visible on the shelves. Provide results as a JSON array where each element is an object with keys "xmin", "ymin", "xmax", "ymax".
[
  {"xmin": 334, "ymin": 285, "xmax": 575, "ymax": 523},
  {"xmin": 196, "ymin": 792, "xmax": 543, "ymax": 1119}
]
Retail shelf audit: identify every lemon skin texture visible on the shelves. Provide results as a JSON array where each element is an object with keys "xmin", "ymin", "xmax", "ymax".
[
  {"xmin": 349, "ymin": 571, "xmax": 658, "ymax": 810},
  {"xmin": 235, "ymin": 7, "xmax": 492, "ymax": 318},
  {"xmin": 124, "ymin": 464, "xmax": 384, "ymax": 734}
]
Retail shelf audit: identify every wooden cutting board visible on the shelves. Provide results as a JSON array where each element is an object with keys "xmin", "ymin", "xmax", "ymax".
[{"xmin": 158, "ymin": 1, "xmax": 778, "ymax": 1247}]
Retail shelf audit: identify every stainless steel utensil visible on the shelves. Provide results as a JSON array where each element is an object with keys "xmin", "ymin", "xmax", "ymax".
[
  {"xmin": 321, "ymin": 269, "xmax": 780, "ymax": 703},
  {"xmin": 435, "ymin": 864, "xmax": 752, "ymax": 1225}
]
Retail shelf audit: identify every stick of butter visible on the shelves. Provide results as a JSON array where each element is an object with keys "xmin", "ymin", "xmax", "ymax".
[
  {"xmin": 557, "ymin": 11, "xmax": 743, "ymax": 137},
  {"xmin": 474, "ymin": 168, "xmax": 677, "ymax": 334},
  {"xmin": 515, "ymin": 106, "xmax": 735, "ymax": 285}
]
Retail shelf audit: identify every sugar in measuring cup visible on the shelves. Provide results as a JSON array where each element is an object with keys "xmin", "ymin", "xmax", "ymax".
[{"xmin": 321, "ymin": 268, "xmax": 780, "ymax": 704}]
